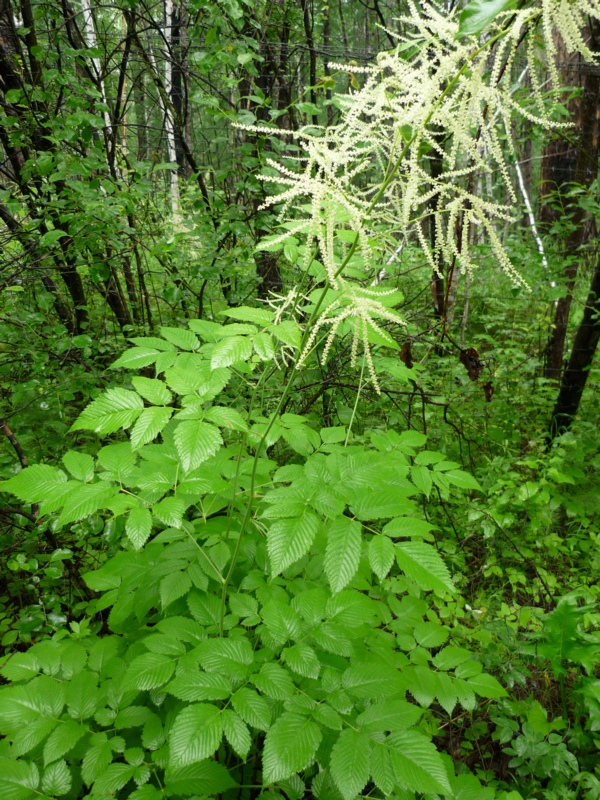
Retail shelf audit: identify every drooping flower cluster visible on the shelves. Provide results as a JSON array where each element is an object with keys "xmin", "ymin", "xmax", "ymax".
[{"xmin": 237, "ymin": 0, "xmax": 599, "ymax": 388}]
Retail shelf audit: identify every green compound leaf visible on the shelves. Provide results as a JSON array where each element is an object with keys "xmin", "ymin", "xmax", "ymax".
[
  {"xmin": 62, "ymin": 451, "xmax": 94, "ymax": 482},
  {"xmin": 163, "ymin": 761, "xmax": 236, "ymax": 797},
  {"xmin": 325, "ymin": 516, "xmax": 361, "ymax": 594},
  {"xmin": 262, "ymin": 712, "xmax": 322, "ymax": 784},
  {"xmin": 152, "ymin": 496, "xmax": 185, "ymax": 528},
  {"xmin": 368, "ymin": 534, "xmax": 395, "ymax": 582},
  {"xmin": 0, "ymin": 464, "xmax": 66, "ymax": 503},
  {"xmin": 268, "ymin": 511, "xmax": 321, "ymax": 574},
  {"xmin": 395, "ymin": 541, "xmax": 455, "ymax": 595},
  {"xmin": 122, "ymin": 652, "xmax": 175, "ymax": 692},
  {"xmin": 387, "ymin": 729, "xmax": 451, "ymax": 796},
  {"xmin": 43, "ymin": 721, "xmax": 87, "ymax": 765},
  {"xmin": 174, "ymin": 420, "xmax": 223, "ymax": 472},
  {"xmin": 231, "ymin": 687, "xmax": 271, "ymax": 730},
  {"xmin": 222, "ymin": 709, "xmax": 251, "ymax": 759},
  {"xmin": 130, "ymin": 406, "xmax": 173, "ymax": 450},
  {"xmin": 160, "ymin": 326, "xmax": 200, "ymax": 351},
  {"xmin": 330, "ymin": 729, "xmax": 371, "ymax": 800},
  {"xmin": 165, "ymin": 671, "xmax": 231, "ymax": 702},
  {"xmin": 0, "ymin": 757, "xmax": 40, "ymax": 800},
  {"xmin": 251, "ymin": 663, "xmax": 295, "ymax": 700},
  {"xmin": 125, "ymin": 506, "xmax": 153, "ymax": 549},
  {"xmin": 132, "ymin": 376, "xmax": 173, "ymax": 405},
  {"xmin": 57, "ymin": 483, "xmax": 117, "ymax": 527},
  {"xmin": 169, "ymin": 703, "xmax": 223, "ymax": 767},
  {"xmin": 70, "ymin": 388, "xmax": 144, "ymax": 435},
  {"xmin": 458, "ymin": 0, "xmax": 516, "ymax": 36},
  {"xmin": 211, "ymin": 334, "xmax": 253, "ymax": 368},
  {"xmin": 110, "ymin": 346, "xmax": 161, "ymax": 369},
  {"xmin": 42, "ymin": 760, "xmax": 71, "ymax": 796}
]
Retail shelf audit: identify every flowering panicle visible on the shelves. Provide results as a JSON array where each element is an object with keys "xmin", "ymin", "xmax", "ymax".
[{"xmin": 235, "ymin": 0, "xmax": 598, "ymax": 389}]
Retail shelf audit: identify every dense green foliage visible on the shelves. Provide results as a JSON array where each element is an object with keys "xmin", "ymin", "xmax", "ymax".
[{"xmin": 1, "ymin": 0, "xmax": 600, "ymax": 798}]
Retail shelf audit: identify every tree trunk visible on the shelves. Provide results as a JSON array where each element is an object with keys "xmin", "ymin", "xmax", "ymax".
[{"xmin": 549, "ymin": 252, "xmax": 600, "ymax": 438}]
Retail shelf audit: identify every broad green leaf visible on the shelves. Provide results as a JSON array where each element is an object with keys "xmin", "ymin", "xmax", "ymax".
[
  {"xmin": 66, "ymin": 671, "xmax": 99, "ymax": 719},
  {"xmin": 174, "ymin": 420, "xmax": 223, "ymax": 471},
  {"xmin": 92, "ymin": 763, "xmax": 136, "ymax": 794},
  {"xmin": 70, "ymin": 388, "xmax": 144, "ymax": 434},
  {"xmin": 110, "ymin": 347, "xmax": 161, "ymax": 369},
  {"xmin": 0, "ymin": 758, "xmax": 40, "ymax": 800},
  {"xmin": 165, "ymin": 671, "xmax": 231, "ymax": 702},
  {"xmin": 262, "ymin": 712, "xmax": 321, "ymax": 783},
  {"xmin": 130, "ymin": 406, "xmax": 173, "ymax": 449},
  {"xmin": 231, "ymin": 687, "xmax": 271, "ymax": 730},
  {"xmin": 325, "ymin": 516, "xmax": 362, "ymax": 593},
  {"xmin": 56, "ymin": 482, "xmax": 117, "ymax": 526},
  {"xmin": 251, "ymin": 663, "xmax": 295, "ymax": 700},
  {"xmin": 371, "ymin": 742, "xmax": 395, "ymax": 795},
  {"xmin": 160, "ymin": 571, "xmax": 192, "ymax": 607},
  {"xmin": 164, "ymin": 367, "xmax": 205, "ymax": 395},
  {"xmin": 342, "ymin": 662, "xmax": 404, "ymax": 698},
  {"xmin": 152, "ymin": 497, "xmax": 185, "ymax": 528},
  {"xmin": 205, "ymin": 406, "xmax": 248, "ymax": 431},
  {"xmin": 387, "ymin": 729, "xmax": 451, "ymax": 795},
  {"xmin": 163, "ymin": 761, "xmax": 236, "ymax": 797},
  {"xmin": 261, "ymin": 599, "xmax": 302, "ymax": 642},
  {"xmin": 43, "ymin": 721, "xmax": 87, "ymax": 765},
  {"xmin": 160, "ymin": 326, "xmax": 200, "ymax": 350},
  {"xmin": 129, "ymin": 336, "xmax": 176, "ymax": 351},
  {"xmin": 351, "ymin": 487, "xmax": 416, "ymax": 520},
  {"xmin": 122, "ymin": 652, "xmax": 175, "ymax": 691},
  {"xmin": 97, "ymin": 442, "xmax": 136, "ymax": 480},
  {"xmin": 0, "ymin": 464, "xmax": 66, "ymax": 503},
  {"xmin": 211, "ymin": 335, "xmax": 253, "ymax": 368},
  {"xmin": 368, "ymin": 535, "xmax": 395, "ymax": 581},
  {"xmin": 396, "ymin": 541, "xmax": 455, "ymax": 595},
  {"xmin": 132, "ymin": 376, "xmax": 173, "ymax": 405},
  {"xmin": 42, "ymin": 760, "xmax": 71, "ymax": 796},
  {"xmin": 268, "ymin": 511, "xmax": 321, "ymax": 574},
  {"xmin": 12, "ymin": 718, "xmax": 57, "ymax": 756},
  {"xmin": 445, "ymin": 469, "xmax": 483, "ymax": 491},
  {"xmin": 270, "ymin": 320, "xmax": 301, "ymax": 348},
  {"xmin": 222, "ymin": 709, "xmax": 251, "ymax": 759},
  {"xmin": 458, "ymin": 0, "xmax": 515, "ymax": 36},
  {"xmin": 411, "ymin": 465, "xmax": 432, "ymax": 496},
  {"xmin": 330, "ymin": 729, "xmax": 371, "ymax": 800},
  {"xmin": 467, "ymin": 672, "xmax": 507, "ymax": 698},
  {"xmin": 195, "ymin": 637, "xmax": 254, "ymax": 679},
  {"xmin": 281, "ymin": 642, "xmax": 320, "ymax": 679},
  {"xmin": 220, "ymin": 306, "xmax": 275, "ymax": 324},
  {"xmin": 169, "ymin": 703, "xmax": 223, "ymax": 767},
  {"xmin": 62, "ymin": 451, "xmax": 94, "ymax": 482},
  {"xmin": 356, "ymin": 699, "xmax": 422, "ymax": 732},
  {"xmin": 126, "ymin": 506, "xmax": 153, "ymax": 549},
  {"xmin": 253, "ymin": 332, "xmax": 276, "ymax": 360}
]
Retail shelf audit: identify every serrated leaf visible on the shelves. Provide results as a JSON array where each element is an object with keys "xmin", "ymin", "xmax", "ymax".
[
  {"xmin": 330, "ymin": 729, "xmax": 371, "ymax": 800},
  {"xmin": 220, "ymin": 306, "xmax": 275, "ymax": 324},
  {"xmin": 152, "ymin": 496, "xmax": 185, "ymax": 528},
  {"xmin": 270, "ymin": 320, "xmax": 301, "ymax": 348},
  {"xmin": 281, "ymin": 642, "xmax": 320, "ymax": 679},
  {"xmin": 130, "ymin": 406, "xmax": 173, "ymax": 450},
  {"xmin": 222, "ymin": 709, "xmax": 251, "ymax": 759},
  {"xmin": 268, "ymin": 511, "xmax": 321, "ymax": 574},
  {"xmin": 132, "ymin": 377, "xmax": 173, "ymax": 405},
  {"xmin": 56, "ymin": 482, "xmax": 117, "ymax": 526},
  {"xmin": 122, "ymin": 652, "xmax": 175, "ymax": 691},
  {"xmin": 195, "ymin": 637, "xmax": 253, "ymax": 679},
  {"xmin": 395, "ymin": 541, "xmax": 455, "ymax": 595},
  {"xmin": 129, "ymin": 336, "xmax": 176, "ymax": 351},
  {"xmin": 111, "ymin": 347, "xmax": 161, "ymax": 369},
  {"xmin": 169, "ymin": 703, "xmax": 223, "ymax": 767},
  {"xmin": 251, "ymin": 663, "xmax": 295, "ymax": 699},
  {"xmin": 174, "ymin": 420, "xmax": 223, "ymax": 471},
  {"xmin": 387, "ymin": 729, "xmax": 451, "ymax": 795},
  {"xmin": 0, "ymin": 758, "xmax": 40, "ymax": 800},
  {"xmin": 467, "ymin": 672, "xmax": 507, "ymax": 698},
  {"xmin": 262, "ymin": 712, "xmax": 321, "ymax": 783},
  {"xmin": 211, "ymin": 335, "xmax": 253, "ymax": 368},
  {"xmin": 232, "ymin": 687, "xmax": 271, "ymax": 730},
  {"xmin": 12, "ymin": 718, "xmax": 57, "ymax": 757},
  {"xmin": 42, "ymin": 760, "xmax": 71, "ymax": 796},
  {"xmin": 445, "ymin": 469, "xmax": 483, "ymax": 491},
  {"xmin": 165, "ymin": 671, "xmax": 231, "ymax": 702},
  {"xmin": 411, "ymin": 464, "xmax": 432, "ymax": 496},
  {"xmin": 458, "ymin": 0, "xmax": 515, "ymax": 35},
  {"xmin": 325, "ymin": 516, "xmax": 361, "ymax": 593},
  {"xmin": 205, "ymin": 406, "xmax": 248, "ymax": 431},
  {"xmin": 66, "ymin": 671, "xmax": 99, "ymax": 719},
  {"xmin": 163, "ymin": 761, "xmax": 236, "ymax": 796},
  {"xmin": 43, "ymin": 721, "xmax": 87, "ymax": 765},
  {"xmin": 0, "ymin": 464, "xmax": 66, "ymax": 503},
  {"xmin": 164, "ymin": 367, "xmax": 205, "ymax": 395},
  {"xmin": 92, "ymin": 763, "xmax": 136, "ymax": 794},
  {"xmin": 160, "ymin": 326, "xmax": 200, "ymax": 350},
  {"xmin": 62, "ymin": 451, "xmax": 94, "ymax": 482},
  {"xmin": 126, "ymin": 506, "xmax": 153, "ymax": 549},
  {"xmin": 356, "ymin": 699, "xmax": 422, "ymax": 732},
  {"xmin": 252, "ymin": 332, "xmax": 276, "ymax": 360},
  {"xmin": 160, "ymin": 571, "xmax": 192, "ymax": 608},
  {"xmin": 70, "ymin": 388, "xmax": 144, "ymax": 434},
  {"xmin": 368, "ymin": 535, "xmax": 395, "ymax": 581},
  {"xmin": 342, "ymin": 662, "xmax": 404, "ymax": 698}
]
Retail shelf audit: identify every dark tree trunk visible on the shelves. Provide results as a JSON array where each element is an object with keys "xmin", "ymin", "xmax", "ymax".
[{"xmin": 549, "ymin": 252, "xmax": 600, "ymax": 439}]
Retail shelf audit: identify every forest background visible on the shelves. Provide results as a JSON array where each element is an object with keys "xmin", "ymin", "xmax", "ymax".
[{"xmin": 1, "ymin": 0, "xmax": 600, "ymax": 798}]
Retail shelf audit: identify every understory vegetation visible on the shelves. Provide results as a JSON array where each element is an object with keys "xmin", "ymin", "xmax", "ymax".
[{"xmin": 1, "ymin": 0, "xmax": 600, "ymax": 798}]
